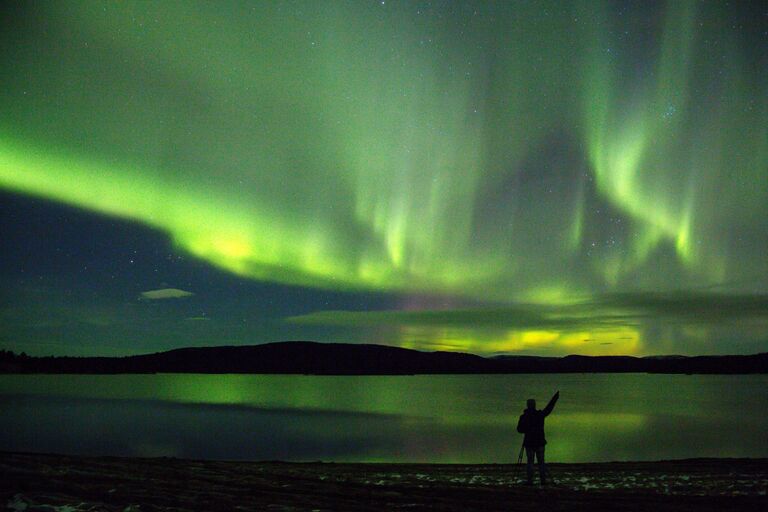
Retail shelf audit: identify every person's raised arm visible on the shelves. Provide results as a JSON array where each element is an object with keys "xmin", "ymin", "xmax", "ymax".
[{"xmin": 542, "ymin": 390, "xmax": 559, "ymax": 416}]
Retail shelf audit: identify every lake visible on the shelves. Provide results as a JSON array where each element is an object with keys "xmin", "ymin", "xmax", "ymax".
[{"xmin": 1, "ymin": 373, "xmax": 766, "ymax": 463}]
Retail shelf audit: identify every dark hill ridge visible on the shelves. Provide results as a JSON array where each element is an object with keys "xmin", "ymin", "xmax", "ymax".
[
  {"xmin": 1, "ymin": 342, "xmax": 767, "ymax": 374},
  {"xmin": 129, "ymin": 342, "xmax": 493, "ymax": 374}
]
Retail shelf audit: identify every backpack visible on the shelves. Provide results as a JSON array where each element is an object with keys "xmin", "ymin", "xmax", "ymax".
[{"xmin": 516, "ymin": 413, "xmax": 528, "ymax": 433}]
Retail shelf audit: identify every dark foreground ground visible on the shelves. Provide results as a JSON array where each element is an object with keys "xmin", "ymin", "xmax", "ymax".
[{"xmin": 1, "ymin": 452, "xmax": 766, "ymax": 511}]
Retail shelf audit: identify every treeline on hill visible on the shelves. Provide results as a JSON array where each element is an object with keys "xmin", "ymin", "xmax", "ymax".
[{"xmin": 1, "ymin": 343, "xmax": 767, "ymax": 375}]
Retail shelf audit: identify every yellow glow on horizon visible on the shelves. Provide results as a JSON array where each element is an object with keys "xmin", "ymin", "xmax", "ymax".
[{"xmin": 399, "ymin": 325, "xmax": 643, "ymax": 356}]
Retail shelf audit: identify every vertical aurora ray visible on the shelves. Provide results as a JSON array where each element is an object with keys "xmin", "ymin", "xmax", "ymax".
[{"xmin": 581, "ymin": 0, "xmax": 767, "ymax": 284}]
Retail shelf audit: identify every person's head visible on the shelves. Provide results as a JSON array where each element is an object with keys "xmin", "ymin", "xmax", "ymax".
[{"xmin": 526, "ymin": 398, "xmax": 536, "ymax": 410}]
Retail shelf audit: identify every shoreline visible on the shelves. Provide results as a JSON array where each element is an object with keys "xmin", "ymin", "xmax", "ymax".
[
  {"xmin": 4, "ymin": 343, "xmax": 766, "ymax": 375},
  {"xmin": 2, "ymin": 452, "xmax": 766, "ymax": 511}
]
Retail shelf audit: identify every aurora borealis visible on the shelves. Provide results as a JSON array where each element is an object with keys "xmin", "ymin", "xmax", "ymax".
[{"xmin": 1, "ymin": 1, "xmax": 766, "ymax": 357}]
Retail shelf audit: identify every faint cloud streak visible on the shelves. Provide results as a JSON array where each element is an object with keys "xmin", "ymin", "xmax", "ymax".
[{"xmin": 140, "ymin": 288, "xmax": 194, "ymax": 300}]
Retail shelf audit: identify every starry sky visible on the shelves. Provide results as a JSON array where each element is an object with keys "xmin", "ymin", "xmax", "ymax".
[{"xmin": 1, "ymin": 1, "xmax": 766, "ymax": 357}]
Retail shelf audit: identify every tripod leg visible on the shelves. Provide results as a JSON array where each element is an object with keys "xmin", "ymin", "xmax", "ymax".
[{"xmin": 514, "ymin": 443, "xmax": 525, "ymax": 483}]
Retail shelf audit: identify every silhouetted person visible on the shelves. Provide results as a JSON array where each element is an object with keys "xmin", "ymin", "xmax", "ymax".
[{"xmin": 517, "ymin": 390, "xmax": 559, "ymax": 485}]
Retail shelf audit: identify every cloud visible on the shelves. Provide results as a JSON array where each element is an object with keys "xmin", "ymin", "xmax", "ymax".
[
  {"xmin": 140, "ymin": 288, "xmax": 194, "ymax": 300},
  {"xmin": 285, "ymin": 292, "xmax": 768, "ymax": 332}
]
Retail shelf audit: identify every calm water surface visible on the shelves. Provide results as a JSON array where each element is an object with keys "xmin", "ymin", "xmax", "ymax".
[{"xmin": 1, "ymin": 374, "xmax": 766, "ymax": 463}]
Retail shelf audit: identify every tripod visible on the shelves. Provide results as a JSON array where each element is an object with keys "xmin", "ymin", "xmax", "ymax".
[{"xmin": 513, "ymin": 441, "xmax": 525, "ymax": 483}]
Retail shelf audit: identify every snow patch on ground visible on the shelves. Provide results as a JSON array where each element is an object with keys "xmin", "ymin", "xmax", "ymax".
[{"xmin": 6, "ymin": 494, "xmax": 143, "ymax": 512}]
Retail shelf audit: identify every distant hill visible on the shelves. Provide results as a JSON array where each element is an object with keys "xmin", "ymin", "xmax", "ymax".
[{"xmin": 1, "ymin": 343, "xmax": 767, "ymax": 374}]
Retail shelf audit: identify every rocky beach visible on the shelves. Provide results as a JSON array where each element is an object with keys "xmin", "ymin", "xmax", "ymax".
[{"xmin": 2, "ymin": 452, "xmax": 766, "ymax": 511}]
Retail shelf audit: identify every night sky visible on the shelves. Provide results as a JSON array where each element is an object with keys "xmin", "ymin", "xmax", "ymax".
[{"xmin": 1, "ymin": 1, "xmax": 766, "ymax": 357}]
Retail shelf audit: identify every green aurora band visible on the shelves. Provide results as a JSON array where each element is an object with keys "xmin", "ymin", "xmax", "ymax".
[{"xmin": 1, "ymin": 1, "xmax": 766, "ymax": 354}]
